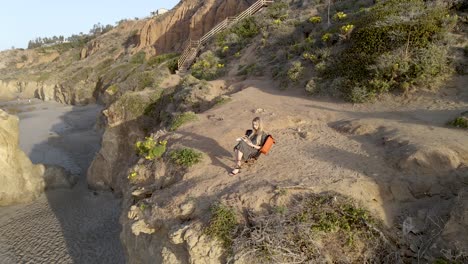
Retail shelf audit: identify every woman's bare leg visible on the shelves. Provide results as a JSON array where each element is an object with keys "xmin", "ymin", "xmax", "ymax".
[
  {"xmin": 230, "ymin": 149, "xmax": 244, "ymax": 175},
  {"xmin": 235, "ymin": 149, "xmax": 243, "ymax": 167}
]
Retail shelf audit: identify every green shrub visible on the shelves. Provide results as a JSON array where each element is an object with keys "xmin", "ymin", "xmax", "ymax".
[
  {"xmin": 267, "ymin": 1, "xmax": 289, "ymax": 21},
  {"xmin": 167, "ymin": 57, "xmax": 179, "ymax": 73},
  {"xmin": 136, "ymin": 72, "xmax": 154, "ymax": 90},
  {"xmin": 113, "ymin": 91, "xmax": 161, "ymax": 119},
  {"xmin": 287, "ymin": 61, "xmax": 304, "ymax": 83},
  {"xmin": 448, "ymin": 116, "xmax": 468, "ymax": 128},
  {"xmin": 170, "ymin": 111, "xmax": 198, "ymax": 131},
  {"xmin": 36, "ymin": 72, "xmax": 52, "ymax": 82},
  {"xmin": 170, "ymin": 148, "xmax": 203, "ymax": 167},
  {"xmin": 135, "ymin": 137, "xmax": 167, "ymax": 160},
  {"xmin": 147, "ymin": 53, "xmax": 179, "ymax": 66},
  {"xmin": 131, "ymin": 51, "xmax": 146, "ymax": 64},
  {"xmin": 237, "ymin": 63, "xmax": 262, "ymax": 76},
  {"xmin": 302, "ymin": 52, "xmax": 318, "ymax": 63},
  {"xmin": 214, "ymin": 17, "xmax": 259, "ymax": 56},
  {"xmin": 232, "ymin": 193, "xmax": 389, "ymax": 263},
  {"xmin": 351, "ymin": 0, "xmax": 451, "ymax": 55},
  {"xmin": 37, "ymin": 41, "xmax": 85, "ymax": 54},
  {"xmin": 213, "ymin": 95, "xmax": 232, "ymax": 106},
  {"xmin": 231, "ymin": 17, "xmax": 259, "ymax": 39},
  {"xmin": 347, "ymin": 82, "xmax": 375, "ymax": 103},
  {"xmin": 103, "ymin": 63, "xmax": 137, "ymax": 83},
  {"xmin": 96, "ymin": 58, "xmax": 114, "ymax": 75},
  {"xmin": 106, "ymin": 84, "xmax": 119, "ymax": 95},
  {"xmin": 314, "ymin": 61, "xmax": 327, "ymax": 73},
  {"xmin": 73, "ymin": 67, "xmax": 93, "ymax": 81},
  {"xmin": 318, "ymin": 0, "xmax": 455, "ymax": 102},
  {"xmin": 215, "ymin": 31, "xmax": 229, "ymax": 47},
  {"xmin": 170, "ymin": 75, "xmax": 212, "ymax": 112},
  {"xmin": 191, "ymin": 51, "xmax": 223, "ymax": 80},
  {"xmin": 205, "ymin": 203, "xmax": 238, "ymax": 248}
]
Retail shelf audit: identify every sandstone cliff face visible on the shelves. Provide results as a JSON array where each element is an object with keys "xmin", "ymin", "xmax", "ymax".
[
  {"xmin": 0, "ymin": 79, "xmax": 92, "ymax": 105},
  {"xmin": 0, "ymin": 80, "xmax": 40, "ymax": 101},
  {"xmin": 86, "ymin": 90, "xmax": 162, "ymax": 191},
  {"xmin": 136, "ymin": 0, "xmax": 256, "ymax": 54},
  {"xmin": 0, "ymin": 110, "xmax": 45, "ymax": 206},
  {"xmin": 86, "ymin": 123, "xmax": 145, "ymax": 192}
]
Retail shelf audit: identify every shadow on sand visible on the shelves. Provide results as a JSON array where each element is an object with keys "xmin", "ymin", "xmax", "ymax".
[{"xmin": 0, "ymin": 102, "xmax": 125, "ymax": 264}]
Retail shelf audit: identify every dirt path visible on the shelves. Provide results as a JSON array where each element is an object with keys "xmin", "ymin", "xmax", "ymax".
[{"xmin": 0, "ymin": 100, "xmax": 124, "ymax": 264}]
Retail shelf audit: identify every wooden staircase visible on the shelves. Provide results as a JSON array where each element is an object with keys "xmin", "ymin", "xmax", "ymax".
[{"xmin": 178, "ymin": 0, "xmax": 274, "ymax": 74}]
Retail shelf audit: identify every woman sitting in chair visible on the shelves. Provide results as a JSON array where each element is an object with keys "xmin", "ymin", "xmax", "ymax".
[{"xmin": 229, "ymin": 117, "xmax": 267, "ymax": 176}]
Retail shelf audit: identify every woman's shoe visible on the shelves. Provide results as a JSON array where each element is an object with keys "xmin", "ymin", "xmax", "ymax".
[{"xmin": 229, "ymin": 165, "xmax": 241, "ymax": 176}]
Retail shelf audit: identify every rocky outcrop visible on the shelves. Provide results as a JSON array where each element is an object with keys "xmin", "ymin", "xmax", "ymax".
[
  {"xmin": 80, "ymin": 39, "xmax": 102, "ymax": 60},
  {"xmin": 53, "ymin": 81, "xmax": 97, "ymax": 105},
  {"xmin": 436, "ymin": 188, "xmax": 468, "ymax": 255},
  {"xmin": 122, "ymin": 206, "xmax": 224, "ymax": 264},
  {"xmin": 36, "ymin": 83, "xmax": 57, "ymax": 101},
  {"xmin": 86, "ymin": 90, "xmax": 162, "ymax": 191},
  {"xmin": 136, "ymin": 0, "xmax": 256, "ymax": 54},
  {"xmin": 86, "ymin": 122, "xmax": 145, "ymax": 192},
  {"xmin": 43, "ymin": 165, "xmax": 78, "ymax": 190},
  {"xmin": 4, "ymin": 79, "xmax": 97, "ymax": 105},
  {"xmin": 0, "ymin": 78, "xmax": 95, "ymax": 105},
  {"xmin": 398, "ymin": 146, "xmax": 467, "ymax": 175},
  {"xmin": 0, "ymin": 80, "xmax": 40, "ymax": 101},
  {"xmin": 0, "ymin": 110, "xmax": 45, "ymax": 206}
]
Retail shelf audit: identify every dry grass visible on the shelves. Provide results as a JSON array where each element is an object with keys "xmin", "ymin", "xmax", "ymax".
[{"xmin": 229, "ymin": 193, "xmax": 399, "ymax": 263}]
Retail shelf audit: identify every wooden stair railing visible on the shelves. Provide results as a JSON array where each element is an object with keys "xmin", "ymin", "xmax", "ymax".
[{"xmin": 178, "ymin": 0, "xmax": 274, "ymax": 72}]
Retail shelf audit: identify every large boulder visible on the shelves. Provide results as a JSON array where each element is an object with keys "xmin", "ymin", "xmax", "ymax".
[
  {"xmin": 43, "ymin": 165, "xmax": 77, "ymax": 190},
  {"xmin": 0, "ymin": 110, "xmax": 45, "ymax": 206}
]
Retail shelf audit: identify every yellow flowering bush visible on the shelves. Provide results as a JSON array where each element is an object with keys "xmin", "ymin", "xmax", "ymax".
[
  {"xmin": 135, "ymin": 137, "xmax": 167, "ymax": 160},
  {"xmin": 127, "ymin": 171, "xmax": 138, "ymax": 181},
  {"xmin": 302, "ymin": 52, "xmax": 318, "ymax": 62},
  {"xmin": 341, "ymin": 24, "xmax": 354, "ymax": 34},
  {"xmin": 287, "ymin": 61, "xmax": 304, "ymax": 83},
  {"xmin": 192, "ymin": 51, "xmax": 224, "ymax": 80},
  {"xmin": 322, "ymin": 33, "xmax": 332, "ymax": 42},
  {"xmin": 333, "ymin": 12, "xmax": 347, "ymax": 21},
  {"xmin": 309, "ymin": 16, "xmax": 322, "ymax": 24}
]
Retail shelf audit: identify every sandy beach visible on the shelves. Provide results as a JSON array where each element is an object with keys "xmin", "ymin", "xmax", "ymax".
[{"xmin": 0, "ymin": 99, "xmax": 124, "ymax": 264}]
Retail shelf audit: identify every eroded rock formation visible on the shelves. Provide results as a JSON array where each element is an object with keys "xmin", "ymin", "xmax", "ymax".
[{"xmin": 0, "ymin": 110, "xmax": 45, "ymax": 206}]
